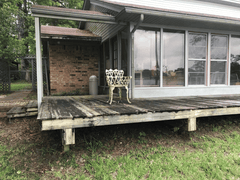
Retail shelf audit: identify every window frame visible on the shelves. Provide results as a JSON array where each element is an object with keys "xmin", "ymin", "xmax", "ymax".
[
  {"xmin": 210, "ymin": 34, "xmax": 229, "ymax": 85},
  {"xmin": 187, "ymin": 32, "xmax": 208, "ymax": 86}
]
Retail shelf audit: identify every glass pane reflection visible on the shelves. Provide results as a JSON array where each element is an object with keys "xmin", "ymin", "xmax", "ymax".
[
  {"xmin": 210, "ymin": 35, "xmax": 227, "ymax": 85},
  {"xmin": 134, "ymin": 29, "xmax": 160, "ymax": 87},
  {"xmin": 188, "ymin": 61, "xmax": 205, "ymax": 85},
  {"xmin": 189, "ymin": 34, "xmax": 207, "ymax": 59},
  {"xmin": 230, "ymin": 36, "xmax": 240, "ymax": 85},
  {"xmin": 211, "ymin": 35, "xmax": 227, "ymax": 59},
  {"xmin": 163, "ymin": 31, "xmax": 185, "ymax": 87},
  {"xmin": 188, "ymin": 33, "xmax": 207, "ymax": 85},
  {"xmin": 210, "ymin": 61, "xmax": 226, "ymax": 84}
]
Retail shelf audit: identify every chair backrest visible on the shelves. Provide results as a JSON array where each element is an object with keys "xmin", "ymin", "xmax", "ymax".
[{"xmin": 106, "ymin": 69, "xmax": 124, "ymax": 86}]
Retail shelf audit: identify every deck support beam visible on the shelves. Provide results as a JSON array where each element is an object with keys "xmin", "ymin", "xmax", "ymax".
[
  {"xmin": 61, "ymin": 128, "xmax": 75, "ymax": 152},
  {"xmin": 188, "ymin": 117, "xmax": 196, "ymax": 131}
]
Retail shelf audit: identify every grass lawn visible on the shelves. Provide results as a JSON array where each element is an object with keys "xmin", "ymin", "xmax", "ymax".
[
  {"xmin": 11, "ymin": 80, "xmax": 32, "ymax": 91},
  {"xmin": 0, "ymin": 115, "xmax": 240, "ymax": 179}
]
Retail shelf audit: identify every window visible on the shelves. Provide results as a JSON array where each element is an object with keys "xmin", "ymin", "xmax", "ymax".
[
  {"xmin": 230, "ymin": 36, "xmax": 240, "ymax": 85},
  {"xmin": 163, "ymin": 30, "xmax": 185, "ymax": 87},
  {"xmin": 188, "ymin": 33, "xmax": 207, "ymax": 85},
  {"xmin": 210, "ymin": 35, "xmax": 228, "ymax": 85},
  {"xmin": 134, "ymin": 29, "xmax": 160, "ymax": 87}
]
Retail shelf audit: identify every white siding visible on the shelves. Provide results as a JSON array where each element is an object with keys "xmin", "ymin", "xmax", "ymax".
[{"xmin": 105, "ymin": 0, "xmax": 240, "ymax": 20}]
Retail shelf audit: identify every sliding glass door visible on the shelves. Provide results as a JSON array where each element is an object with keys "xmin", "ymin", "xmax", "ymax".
[{"xmin": 163, "ymin": 30, "xmax": 185, "ymax": 87}]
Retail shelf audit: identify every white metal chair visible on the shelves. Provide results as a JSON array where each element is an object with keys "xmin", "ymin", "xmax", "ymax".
[{"xmin": 105, "ymin": 69, "xmax": 132, "ymax": 104}]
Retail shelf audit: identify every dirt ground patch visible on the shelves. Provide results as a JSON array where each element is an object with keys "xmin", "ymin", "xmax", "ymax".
[{"xmin": 0, "ymin": 115, "xmax": 240, "ymax": 177}]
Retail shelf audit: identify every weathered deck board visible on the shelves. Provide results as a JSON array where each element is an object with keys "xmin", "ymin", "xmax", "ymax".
[
  {"xmin": 41, "ymin": 106, "xmax": 240, "ymax": 130},
  {"xmin": 88, "ymin": 101, "xmax": 119, "ymax": 115},
  {"xmin": 131, "ymin": 100, "xmax": 172, "ymax": 112},
  {"xmin": 7, "ymin": 107, "xmax": 25, "ymax": 115},
  {"xmin": 26, "ymin": 100, "xmax": 38, "ymax": 108},
  {"xmin": 69, "ymin": 98, "xmax": 99, "ymax": 117},
  {"xmin": 38, "ymin": 95, "xmax": 240, "ymax": 131},
  {"xmin": 39, "ymin": 99, "xmax": 52, "ymax": 120}
]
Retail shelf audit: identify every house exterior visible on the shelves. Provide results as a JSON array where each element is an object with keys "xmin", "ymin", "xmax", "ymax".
[
  {"xmin": 41, "ymin": 25, "xmax": 101, "ymax": 94},
  {"xmin": 32, "ymin": 0, "xmax": 240, "ymax": 107}
]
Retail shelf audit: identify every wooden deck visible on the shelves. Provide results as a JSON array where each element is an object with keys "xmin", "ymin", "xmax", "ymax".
[{"xmin": 38, "ymin": 94, "xmax": 240, "ymax": 150}]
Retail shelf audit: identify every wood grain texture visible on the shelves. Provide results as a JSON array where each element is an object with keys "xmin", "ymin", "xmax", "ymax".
[
  {"xmin": 42, "ymin": 107, "xmax": 240, "ymax": 130},
  {"xmin": 39, "ymin": 95, "xmax": 240, "ymax": 131}
]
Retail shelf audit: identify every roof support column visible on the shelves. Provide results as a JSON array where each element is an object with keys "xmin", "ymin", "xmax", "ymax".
[
  {"xmin": 129, "ymin": 23, "xmax": 135, "ymax": 99},
  {"xmin": 35, "ymin": 17, "xmax": 43, "ymax": 110}
]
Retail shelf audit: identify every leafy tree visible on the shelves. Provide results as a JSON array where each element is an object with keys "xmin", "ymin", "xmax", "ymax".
[
  {"xmin": 0, "ymin": 0, "xmax": 25, "ymax": 62},
  {"xmin": 0, "ymin": 0, "xmax": 84, "ymax": 63},
  {"xmin": 24, "ymin": 0, "xmax": 84, "ymax": 54}
]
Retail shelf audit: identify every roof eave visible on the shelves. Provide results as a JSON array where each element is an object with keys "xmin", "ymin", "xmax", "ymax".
[
  {"xmin": 124, "ymin": 7, "xmax": 240, "ymax": 26},
  {"xmin": 31, "ymin": 5, "xmax": 117, "ymax": 25},
  {"xmin": 41, "ymin": 35, "xmax": 102, "ymax": 41},
  {"xmin": 197, "ymin": 0, "xmax": 240, "ymax": 8}
]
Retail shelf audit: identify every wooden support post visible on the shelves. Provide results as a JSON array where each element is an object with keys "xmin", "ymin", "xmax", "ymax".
[
  {"xmin": 188, "ymin": 117, "xmax": 196, "ymax": 131},
  {"xmin": 62, "ymin": 128, "xmax": 75, "ymax": 152},
  {"xmin": 64, "ymin": 145, "xmax": 70, "ymax": 152}
]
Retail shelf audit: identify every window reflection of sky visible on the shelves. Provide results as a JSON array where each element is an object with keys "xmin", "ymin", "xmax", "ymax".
[
  {"xmin": 134, "ymin": 29, "xmax": 160, "ymax": 87},
  {"xmin": 211, "ymin": 35, "xmax": 227, "ymax": 59},
  {"xmin": 134, "ymin": 30, "xmax": 159, "ymax": 71},
  {"xmin": 163, "ymin": 32, "xmax": 185, "ymax": 72}
]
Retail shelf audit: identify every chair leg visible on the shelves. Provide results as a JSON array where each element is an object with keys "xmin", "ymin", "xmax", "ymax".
[
  {"xmin": 118, "ymin": 88, "xmax": 122, "ymax": 101},
  {"xmin": 125, "ymin": 86, "xmax": 131, "ymax": 104},
  {"xmin": 109, "ymin": 86, "xmax": 115, "ymax": 105},
  {"xmin": 107, "ymin": 88, "xmax": 111, "ymax": 103}
]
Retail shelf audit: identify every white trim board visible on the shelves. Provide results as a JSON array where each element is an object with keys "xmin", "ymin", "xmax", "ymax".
[{"xmin": 134, "ymin": 86, "xmax": 240, "ymax": 98}]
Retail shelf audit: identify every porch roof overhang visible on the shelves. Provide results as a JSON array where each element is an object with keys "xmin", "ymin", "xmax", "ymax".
[
  {"xmin": 41, "ymin": 25, "xmax": 101, "ymax": 41},
  {"xmin": 31, "ymin": 5, "xmax": 117, "ymax": 24},
  {"xmin": 88, "ymin": 0, "xmax": 240, "ymax": 32},
  {"xmin": 116, "ymin": 7, "xmax": 240, "ymax": 32},
  {"xmin": 32, "ymin": 4, "xmax": 240, "ymax": 32}
]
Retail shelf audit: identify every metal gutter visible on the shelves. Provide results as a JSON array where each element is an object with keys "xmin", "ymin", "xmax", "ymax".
[{"xmin": 79, "ymin": 0, "xmax": 91, "ymax": 29}]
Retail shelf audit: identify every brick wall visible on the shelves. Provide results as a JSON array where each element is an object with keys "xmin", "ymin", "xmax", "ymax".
[{"xmin": 49, "ymin": 40, "xmax": 100, "ymax": 94}]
